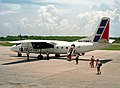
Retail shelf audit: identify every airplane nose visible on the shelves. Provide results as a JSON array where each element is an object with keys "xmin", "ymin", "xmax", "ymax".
[{"xmin": 10, "ymin": 45, "xmax": 19, "ymax": 52}]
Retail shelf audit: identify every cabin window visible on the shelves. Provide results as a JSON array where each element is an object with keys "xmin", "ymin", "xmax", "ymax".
[
  {"xmin": 56, "ymin": 47, "xmax": 59, "ymax": 49},
  {"xmin": 66, "ymin": 47, "xmax": 68, "ymax": 49},
  {"xmin": 61, "ymin": 47, "xmax": 63, "ymax": 49}
]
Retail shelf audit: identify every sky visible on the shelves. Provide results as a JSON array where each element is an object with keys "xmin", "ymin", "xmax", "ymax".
[{"xmin": 0, "ymin": 0, "xmax": 120, "ymax": 37}]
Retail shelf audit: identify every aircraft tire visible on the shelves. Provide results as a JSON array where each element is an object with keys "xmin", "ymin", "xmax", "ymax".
[
  {"xmin": 55, "ymin": 54, "xmax": 60, "ymax": 57},
  {"xmin": 46, "ymin": 54, "xmax": 50, "ymax": 60},
  {"xmin": 18, "ymin": 52, "xmax": 22, "ymax": 57},
  {"xmin": 37, "ymin": 55, "xmax": 43, "ymax": 60}
]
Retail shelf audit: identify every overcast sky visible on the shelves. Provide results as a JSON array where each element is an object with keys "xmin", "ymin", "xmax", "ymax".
[{"xmin": 0, "ymin": 0, "xmax": 120, "ymax": 37}]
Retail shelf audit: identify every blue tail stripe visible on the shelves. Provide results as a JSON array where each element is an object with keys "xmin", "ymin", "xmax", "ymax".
[
  {"xmin": 97, "ymin": 28, "xmax": 104, "ymax": 34},
  {"xmin": 100, "ymin": 19, "xmax": 108, "ymax": 26},
  {"xmin": 93, "ymin": 35, "xmax": 101, "ymax": 42}
]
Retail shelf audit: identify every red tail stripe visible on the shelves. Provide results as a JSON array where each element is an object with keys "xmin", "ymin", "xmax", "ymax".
[{"xmin": 101, "ymin": 20, "xmax": 109, "ymax": 40}]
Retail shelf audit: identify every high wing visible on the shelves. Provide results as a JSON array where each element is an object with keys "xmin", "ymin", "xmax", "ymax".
[
  {"xmin": 9, "ymin": 40, "xmax": 57, "ymax": 49},
  {"xmin": 31, "ymin": 42, "xmax": 54, "ymax": 49}
]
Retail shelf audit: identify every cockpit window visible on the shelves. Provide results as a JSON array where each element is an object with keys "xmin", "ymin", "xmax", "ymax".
[{"xmin": 16, "ymin": 43, "xmax": 21, "ymax": 46}]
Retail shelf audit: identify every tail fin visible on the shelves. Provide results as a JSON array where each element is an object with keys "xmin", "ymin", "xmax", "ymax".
[
  {"xmin": 93, "ymin": 17, "xmax": 110, "ymax": 43},
  {"xmin": 78, "ymin": 17, "xmax": 110, "ymax": 43}
]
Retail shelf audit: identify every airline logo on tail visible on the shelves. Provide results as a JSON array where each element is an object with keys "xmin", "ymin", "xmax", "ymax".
[{"xmin": 93, "ymin": 17, "xmax": 110, "ymax": 43}]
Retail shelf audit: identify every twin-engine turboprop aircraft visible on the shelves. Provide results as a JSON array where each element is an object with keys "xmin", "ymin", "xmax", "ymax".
[{"xmin": 10, "ymin": 17, "xmax": 114, "ymax": 61}]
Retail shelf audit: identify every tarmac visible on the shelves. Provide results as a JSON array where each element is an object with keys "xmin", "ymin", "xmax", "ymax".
[{"xmin": 0, "ymin": 46, "xmax": 120, "ymax": 88}]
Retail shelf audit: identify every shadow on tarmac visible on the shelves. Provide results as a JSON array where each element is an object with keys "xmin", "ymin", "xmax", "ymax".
[
  {"xmin": 1, "ymin": 55, "xmax": 67, "ymax": 65},
  {"xmin": 101, "ymin": 59, "xmax": 112, "ymax": 64},
  {"xmin": 79, "ymin": 58, "xmax": 112, "ymax": 64},
  {"xmin": 2, "ymin": 59, "xmax": 40, "ymax": 65},
  {"xmin": 1, "ymin": 54, "xmax": 112, "ymax": 65}
]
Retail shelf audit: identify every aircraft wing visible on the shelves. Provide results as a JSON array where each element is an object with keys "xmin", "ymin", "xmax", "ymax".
[{"xmin": 9, "ymin": 40, "xmax": 57, "ymax": 49}]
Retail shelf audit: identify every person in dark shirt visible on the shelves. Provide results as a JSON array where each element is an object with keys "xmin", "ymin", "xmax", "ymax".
[
  {"xmin": 96, "ymin": 59, "xmax": 102, "ymax": 75},
  {"xmin": 75, "ymin": 53, "xmax": 80, "ymax": 65}
]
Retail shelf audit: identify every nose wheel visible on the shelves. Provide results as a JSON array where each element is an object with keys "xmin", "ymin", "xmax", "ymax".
[
  {"xmin": 18, "ymin": 52, "xmax": 22, "ymax": 57},
  {"xmin": 37, "ymin": 49, "xmax": 43, "ymax": 60}
]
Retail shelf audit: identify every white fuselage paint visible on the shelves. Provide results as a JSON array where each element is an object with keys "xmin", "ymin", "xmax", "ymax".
[{"xmin": 11, "ymin": 40, "xmax": 111, "ymax": 54}]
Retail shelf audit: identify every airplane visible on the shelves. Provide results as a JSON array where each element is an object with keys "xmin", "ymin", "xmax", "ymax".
[{"xmin": 9, "ymin": 17, "xmax": 114, "ymax": 61}]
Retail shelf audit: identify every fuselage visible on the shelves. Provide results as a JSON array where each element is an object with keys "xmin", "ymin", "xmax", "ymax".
[{"xmin": 11, "ymin": 40, "xmax": 111, "ymax": 55}]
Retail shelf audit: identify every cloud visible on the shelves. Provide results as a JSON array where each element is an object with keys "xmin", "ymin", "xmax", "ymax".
[
  {"xmin": 0, "ymin": 0, "xmax": 30, "ymax": 3},
  {"xmin": 92, "ymin": 2, "xmax": 111, "ymax": 11},
  {"xmin": 77, "ymin": 10, "xmax": 112, "ymax": 36},
  {"xmin": 76, "ymin": 1, "xmax": 120, "ymax": 37},
  {"xmin": 0, "ymin": 3, "xmax": 21, "ymax": 15},
  {"xmin": 0, "ymin": 23, "xmax": 15, "ymax": 36},
  {"xmin": 17, "ymin": 4, "xmax": 81, "ymax": 36},
  {"xmin": 30, "ymin": 2, "xmax": 120, "ymax": 37},
  {"xmin": 36, "ymin": 4, "xmax": 63, "ymax": 23},
  {"xmin": 0, "ymin": 0, "xmax": 53, "ymax": 4},
  {"xmin": 11, "ymin": 3, "xmax": 120, "ymax": 37},
  {"xmin": 18, "ymin": 18, "xmax": 32, "ymax": 28},
  {"xmin": 0, "ymin": 1, "xmax": 120, "ymax": 37}
]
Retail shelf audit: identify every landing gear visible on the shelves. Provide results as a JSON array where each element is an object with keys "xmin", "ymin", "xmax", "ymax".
[
  {"xmin": 37, "ymin": 49, "xmax": 43, "ymax": 60},
  {"xmin": 46, "ymin": 53, "xmax": 49, "ymax": 60},
  {"xmin": 18, "ymin": 52, "xmax": 22, "ymax": 57},
  {"xmin": 37, "ymin": 53, "xmax": 50, "ymax": 60},
  {"xmin": 26, "ymin": 52, "xmax": 30, "ymax": 61},
  {"xmin": 55, "ymin": 54, "xmax": 60, "ymax": 57},
  {"xmin": 37, "ymin": 54, "xmax": 43, "ymax": 60},
  {"xmin": 46, "ymin": 51, "xmax": 50, "ymax": 60}
]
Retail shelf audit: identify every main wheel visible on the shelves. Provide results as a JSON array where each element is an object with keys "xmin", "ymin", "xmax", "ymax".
[
  {"xmin": 46, "ymin": 54, "xmax": 50, "ymax": 60},
  {"xmin": 18, "ymin": 52, "xmax": 22, "ymax": 57},
  {"xmin": 55, "ymin": 54, "xmax": 60, "ymax": 57},
  {"xmin": 37, "ymin": 55, "xmax": 43, "ymax": 60}
]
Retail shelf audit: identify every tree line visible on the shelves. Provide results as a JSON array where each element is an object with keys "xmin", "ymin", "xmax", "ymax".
[
  {"xmin": 0, "ymin": 35, "xmax": 119, "ymax": 43},
  {"xmin": 0, "ymin": 35, "xmax": 84, "ymax": 42}
]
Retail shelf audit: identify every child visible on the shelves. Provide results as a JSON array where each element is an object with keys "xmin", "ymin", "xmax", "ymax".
[{"xmin": 89, "ymin": 56, "xmax": 95, "ymax": 68}]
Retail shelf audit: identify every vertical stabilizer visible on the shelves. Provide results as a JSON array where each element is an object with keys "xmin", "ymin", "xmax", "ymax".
[{"xmin": 93, "ymin": 17, "xmax": 110, "ymax": 43}]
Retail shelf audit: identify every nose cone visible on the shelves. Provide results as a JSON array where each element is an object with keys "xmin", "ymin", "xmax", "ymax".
[{"xmin": 11, "ymin": 45, "xmax": 19, "ymax": 52}]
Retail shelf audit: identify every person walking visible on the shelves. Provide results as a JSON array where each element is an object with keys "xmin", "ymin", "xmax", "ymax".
[
  {"xmin": 27, "ymin": 51, "xmax": 30, "ymax": 61},
  {"xmin": 96, "ymin": 59, "xmax": 102, "ymax": 75},
  {"xmin": 67, "ymin": 44, "xmax": 75, "ymax": 61},
  {"xmin": 89, "ymin": 56, "xmax": 95, "ymax": 68},
  {"xmin": 75, "ymin": 53, "xmax": 80, "ymax": 65}
]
